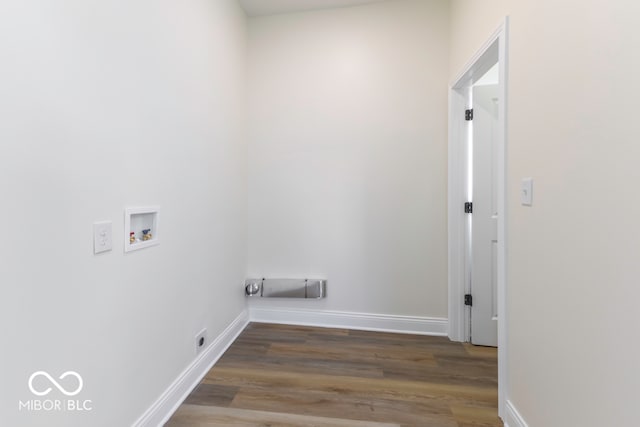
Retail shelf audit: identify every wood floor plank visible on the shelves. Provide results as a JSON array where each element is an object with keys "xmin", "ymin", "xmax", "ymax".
[
  {"xmin": 229, "ymin": 388, "xmax": 458, "ymax": 427},
  {"xmin": 268, "ymin": 340, "xmax": 440, "ymax": 366},
  {"xmin": 182, "ymin": 384, "xmax": 239, "ymax": 407},
  {"xmin": 166, "ymin": 404, "xmax": 401, "ymax": 427},
  {"xmin": 381, "ymin": 364, "xmax": 498, "ymax": 391},
  {"xmin": 204, "ymin": 367, "xmax": 498, "ymax": 404},
  {"xmin": 450, "ymin": 404, "xmax": 504, "ymax": 427},
  {"xmin": 216, "ymin": 353, "xmax": 386, "ymax": 379},
  {"xmin": 462, "ymin": 343, "xmax": 499, "ymax": 358}
]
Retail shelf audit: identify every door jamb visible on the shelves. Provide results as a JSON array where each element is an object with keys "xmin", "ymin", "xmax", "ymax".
[{"xmin": 447, "ymin": 17, "xmax": 509, "ymax": 418}]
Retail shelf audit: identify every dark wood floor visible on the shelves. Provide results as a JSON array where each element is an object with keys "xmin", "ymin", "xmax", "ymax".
[{"xmin": 166, "ymin": 323, "xmax": 502, "ymax": 427}]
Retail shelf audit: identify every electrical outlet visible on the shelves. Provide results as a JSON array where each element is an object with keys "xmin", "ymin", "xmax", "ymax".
[{"xmin": 195, "ymin": 329, "xmax": 207, "ymax": 355}]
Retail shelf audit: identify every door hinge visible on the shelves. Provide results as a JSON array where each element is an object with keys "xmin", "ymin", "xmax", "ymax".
[
  {"xmin": 465, "ymin": 109, "xmax": 473, "ymax": 121},
  {"xmin": 464, "ymin": 294, "xmax": 473, "ymax": 306},
  {"xmin": 464, "ymin": 202, "xmax": 473, "ymax": 214}
]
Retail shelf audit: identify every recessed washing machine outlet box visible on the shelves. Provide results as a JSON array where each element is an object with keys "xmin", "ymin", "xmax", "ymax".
[{"xmin": 124, "ymin": 207, "xmax": 160, "ymax": 252}]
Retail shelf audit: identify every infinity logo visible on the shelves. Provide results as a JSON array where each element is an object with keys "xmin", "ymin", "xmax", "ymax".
[{"xmin": 28, "ymin": 371, "xmax": 83, "ymax": 397}]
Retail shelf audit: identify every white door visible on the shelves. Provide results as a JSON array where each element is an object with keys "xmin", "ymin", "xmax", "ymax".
[{"xmin": 470, "ymin": 79, "xmax": 499, "ymax": 347}]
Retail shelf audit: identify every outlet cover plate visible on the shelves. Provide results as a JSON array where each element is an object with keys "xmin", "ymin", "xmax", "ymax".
[
  {"xmin": 93, "ymin": 221, "xmax": 113, "ymax": 254},
  {"xmin": 521, "ymin": 177, "xmax": 533, "ymax": 206}
]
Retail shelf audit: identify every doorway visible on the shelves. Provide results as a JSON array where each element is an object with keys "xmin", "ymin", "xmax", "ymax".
[{"xmin": 447, "ymin": 18, "xmax": 508, "ymax": 417}]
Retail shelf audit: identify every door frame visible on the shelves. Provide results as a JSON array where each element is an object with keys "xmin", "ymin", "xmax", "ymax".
[{"xmin": 447, "ymin": 17, "xmax": 509, "ymax": 417}]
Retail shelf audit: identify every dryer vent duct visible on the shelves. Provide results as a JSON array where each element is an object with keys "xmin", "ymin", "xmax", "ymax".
[{"xmin": 244, "ymin": 278, "xmax": 326, "ymax": 299}]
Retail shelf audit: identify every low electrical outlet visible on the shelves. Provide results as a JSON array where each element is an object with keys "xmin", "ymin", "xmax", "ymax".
[{"xmin": 195, "ymin": 329, "xmax": 207, "ymax": 355}]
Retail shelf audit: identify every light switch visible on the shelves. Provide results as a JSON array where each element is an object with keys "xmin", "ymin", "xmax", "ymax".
[
  {"xmin": 521, "ymin": 178, "xmax": 533, "ymax": 206},
  {"xmin": 93, "ymin": 221, "xmax": 113, "ymax": 254}
]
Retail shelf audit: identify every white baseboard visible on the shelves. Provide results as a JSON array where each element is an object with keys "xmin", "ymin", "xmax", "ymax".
[
  {"xmin": 249, "ymin": 307, "xmax": 448, "ymax": 336},
  {"xmin": 132, "ymin": 309, "xmax": 250, "ymax": 427},
  {"xmin": 504, "ymin": 399, "xmax": 528, "ymax": 427}
]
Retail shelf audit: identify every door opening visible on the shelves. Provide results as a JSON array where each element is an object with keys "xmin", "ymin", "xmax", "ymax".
[{"xmin": 447, "ymin": 17, "xmax": 508, "ymax": 418}]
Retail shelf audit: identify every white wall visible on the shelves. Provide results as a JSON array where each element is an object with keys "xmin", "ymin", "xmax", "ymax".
[
  {"xmin": 0, "ymin": 1, "xmax": 247, "ymax": 426},
  {"xmin": 507, "ymin": 1, "xmax": 640, "ymax": 425},
  {"xmin": 246, "ymin": 0, "xmax": 450, "ymax": 319},
  {"xmin": 448, "ymin": 0, "xmax": 507, "ymax": 78},
  {"xmin": 451, "ymin": 1, "xmax": 640, "ymax": 426}
]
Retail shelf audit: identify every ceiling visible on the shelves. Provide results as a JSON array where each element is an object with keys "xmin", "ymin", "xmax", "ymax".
[{"xmin": 239, "ymin": 0, "xmax": 387, "ymax": 17}]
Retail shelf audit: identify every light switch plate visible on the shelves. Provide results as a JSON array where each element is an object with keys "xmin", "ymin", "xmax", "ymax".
[
  {"xmin": 94, "ymin": 221, "xmax": 113, "ymax": 254},
  {"xmin": 521, "ymin": 178, "xmax": 533, "ymax": 206}
]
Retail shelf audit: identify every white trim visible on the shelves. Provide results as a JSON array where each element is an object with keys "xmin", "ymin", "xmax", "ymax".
[
  {"xmin": 447, "ymin": 16, "xmax": 509, "ymax": 420},
  {"xmin": 447, "ymin": 84, "xmax": 471, "ymax": 343},
  {"xmin": 132, "ymin": 309, "xmax": 250, "ymax": 427},
  {"xmin": 504, "ymin": 400, "xmax": 529, "ymax": 427},
  {"xmin": 249, "ymin": 307, "xmax": 448, "ymax": 336},
  {"xmin": 449, "ymin": 23, "xmax": 502, "ymax": 88},
  {"xmin": 497, "ymin": 17, "xmax": 510, "ymax": 419}
]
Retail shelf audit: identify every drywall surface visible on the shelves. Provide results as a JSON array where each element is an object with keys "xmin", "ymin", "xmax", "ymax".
[
  {"xmin": 247, "ymin": 0, "xmax": 450, "ymax": 317},
  {"xmin": 451, "ymin": 1, "xmax": 640, "ymax": 425},
  {"xmin": 240, "ymin": 0, "xmax": 387, "ymax": 17},
  {"xmin": 0, "ymin": 1, "xmax": 247, "ymax": 426},
  {"xmin": 506, "ymin": 1, "xmax": 640, "ymax": 425},
  {"xmin": 449, "ymin": 0, "xmax": 507, "ymax": 79}
]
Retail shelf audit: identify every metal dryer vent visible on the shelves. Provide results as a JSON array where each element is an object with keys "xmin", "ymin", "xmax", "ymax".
[{"xmin": 244, "ymin": 278, "xmax": 326, "ymax": 299}]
